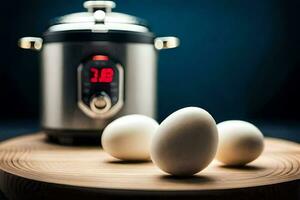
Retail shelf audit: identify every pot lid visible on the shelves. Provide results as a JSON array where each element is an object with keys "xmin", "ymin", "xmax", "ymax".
[{"xmin": 48, "ymin": 1, "xmax": 150, "ymax": 33}]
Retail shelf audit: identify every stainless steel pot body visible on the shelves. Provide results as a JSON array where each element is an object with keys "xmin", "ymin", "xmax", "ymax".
[
  {"xmin": 18, "ymin": 1, "xmax": 180, "ymax": 142},
  {"xmin": 41, "ymin": 41, "xmax": 157, "ymax": 135}
]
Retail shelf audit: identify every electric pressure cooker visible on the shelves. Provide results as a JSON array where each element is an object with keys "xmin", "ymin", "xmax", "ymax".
[{"xmin": 19, "ymin": 1, "xmax": 179, "ymax": 144}]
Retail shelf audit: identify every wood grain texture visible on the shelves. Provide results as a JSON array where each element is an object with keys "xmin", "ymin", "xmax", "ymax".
[{"xmin": 0, "ymin": 133, "xmax": 299, "ymax": 200}]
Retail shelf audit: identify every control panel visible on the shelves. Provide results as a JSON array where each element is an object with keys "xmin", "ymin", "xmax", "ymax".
[{"xmin": 78, "ymin": 55, "xmax": 124, "ymax": 119}]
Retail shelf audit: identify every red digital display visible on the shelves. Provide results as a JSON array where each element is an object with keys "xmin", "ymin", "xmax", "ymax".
[{"xmin": 90, "ymin": 67, "xmax": 114, "ymax": 83}]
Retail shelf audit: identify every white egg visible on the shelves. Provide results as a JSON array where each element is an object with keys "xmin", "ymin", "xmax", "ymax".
[
  {"xmin": 150, "ymin": 107, "xmax": 218, "ymax": 176},
  {"xmin": 101, "ymin": 115, "xmax": 159, "ymax": 161},
  {"xmin": 216, "ymin": 120, "xmax": 264, "ymax": 166}
]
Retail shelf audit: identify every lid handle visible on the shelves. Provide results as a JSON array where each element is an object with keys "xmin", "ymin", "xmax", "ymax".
[{"xmin": 84, "ymin": 1, "xmax": 116, "ymax": 13}]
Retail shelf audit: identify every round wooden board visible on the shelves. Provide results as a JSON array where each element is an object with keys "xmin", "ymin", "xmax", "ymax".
[{"xmin": 0, "ymin": 133, "xmax": 299, "ymax": 200}]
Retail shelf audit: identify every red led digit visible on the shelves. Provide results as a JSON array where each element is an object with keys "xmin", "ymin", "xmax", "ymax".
[
  {"xmin": 99, "ymin": 68, "xmax": 114, "ymax": 83},
  {"xmin": 90, "ymin": 67, "xmax": 99, "ymax": 83},
  {"xmin": 90, "ymin": 67, "xmax": 114, "ymax": 83}
]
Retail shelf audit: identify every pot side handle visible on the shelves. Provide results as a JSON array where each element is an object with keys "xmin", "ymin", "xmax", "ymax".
[
  {"xmin": 154, "ymin": 37, "xmax": 180, "ymax": 50},
  {"xmin": 18, "ymin": 37, "xmax": 43, "ymax": 51}
]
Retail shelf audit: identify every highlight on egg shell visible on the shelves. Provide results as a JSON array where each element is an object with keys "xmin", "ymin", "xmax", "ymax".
[
  {"xmin": 215, "ymin": 120, "xmax": 264, "ymax": 166},
  {"xmin": 150, "ymin": 107, "xmax": 219, "ymax": 176},
  {"xmin": 101, "ymin": 115, "xmax": 159, "ymax": 161}
]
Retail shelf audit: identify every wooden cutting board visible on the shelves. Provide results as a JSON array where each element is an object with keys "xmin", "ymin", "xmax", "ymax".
[{"xmin": 0, "ymin": 133, "xmax": 299, "ymax": 200}]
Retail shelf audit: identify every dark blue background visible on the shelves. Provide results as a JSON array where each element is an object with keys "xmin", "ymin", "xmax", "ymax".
[{"xmin": 0, "ymin": 0, "xmax": 299, "ymax": 141}]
